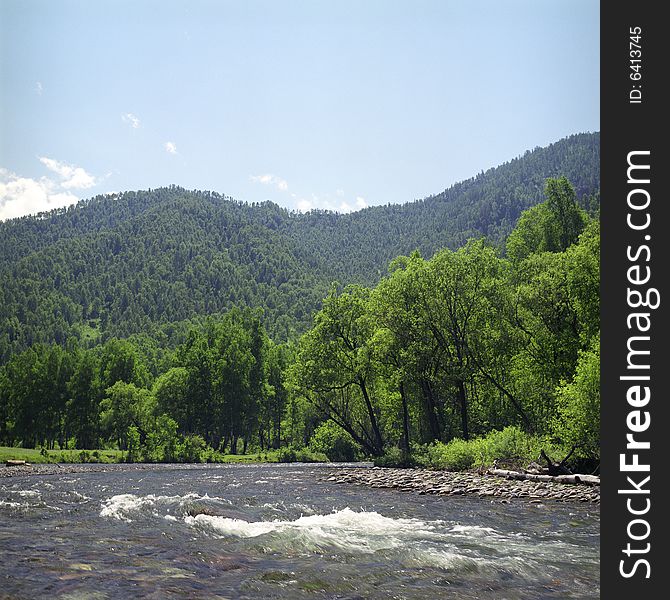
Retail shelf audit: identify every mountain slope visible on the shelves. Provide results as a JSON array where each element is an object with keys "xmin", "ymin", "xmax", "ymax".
[{"xmin": 0, "ymin": 132, "xmax": 599, "ymax": 361}]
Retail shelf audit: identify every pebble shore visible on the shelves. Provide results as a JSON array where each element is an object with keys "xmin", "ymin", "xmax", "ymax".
[
  {"xmin": 0, "ymin": 462, "xmax": 194, "ymax": 478},
  {"xmin": 319, "ymin": 466, "xmax": 600, "ymax": 504},
  {"xmin": 2, "ymin": 462, "xmax": 600, "ymax": 504}
]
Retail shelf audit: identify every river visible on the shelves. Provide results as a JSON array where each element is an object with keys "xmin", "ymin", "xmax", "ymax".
[{"xmin": 0, "ymin": 463, "xmax": 599, "ymax": 599}]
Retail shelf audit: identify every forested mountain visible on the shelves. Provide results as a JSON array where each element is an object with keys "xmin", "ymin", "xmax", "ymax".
[{"xmin": 0, "ymin": 132, "xmax": 599, "ymax": 362}]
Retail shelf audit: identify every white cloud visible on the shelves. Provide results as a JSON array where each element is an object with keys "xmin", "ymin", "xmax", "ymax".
[
  {"xmin": 336, "ymin": 188, "xmax": 345, "ymax": 197},
  {"xmin": 294, "ymin": 192, "xmax": 370, "ymax": 214},
  {"xmin": 296, "ymin": 198, "xmax": 313, "ymax": 213},
  {"xmin": 250, "ymin": 173, "xmax": 289, "ymax": 192},
  {"xmin": 122, "ymin": 112, "xmax": 141, "ymax": 129},
  {"xmin": 38, "ymin": 157, "xmax": 96, "ymax": 189},
  {"xmin": 0, "ymin": 168, "xmax": 79, "ymax": 221},
  {"xmin": 165, "ymin": 141, "xmax": 178, "ymax": 154},
  {"xmin": 36, "ymin": 81, "xmax": 43, "ymax": 95}
]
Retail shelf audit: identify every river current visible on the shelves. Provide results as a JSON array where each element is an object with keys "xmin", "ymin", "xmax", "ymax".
[{"xmin": 0, "ymin": 463, "xmax": 599, "ymax": 599}]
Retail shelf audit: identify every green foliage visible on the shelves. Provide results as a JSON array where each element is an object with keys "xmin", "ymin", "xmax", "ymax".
[
  {"xmin": 0, "ymin": 134, "xmax": 598, "ymax": 362},
  {"xmin": 125, "ymin": 425, "xmax": 141, "ymax": 463},
  {"xmin": 309, "ymin": 421, "xmax": 361, "ymax": 462},
  {"xmin": 400, "ymin": 427, "xmax": 581, "ymax": 472},
  {"xmin": 143, "ymin": 414, "xmax": 180, "ymax": 462},
  {"xmin": 99, "ymin": 381, "xmax": 156, "ymax": 450},
  {"xmin": 423, "ymin": 438, "xmax": 485, "ymax": 471},
  {"xmin": 179, "ymin": 434, "xmax": 207, "ymax": 463},
  {"xmin": 276, "ymin": 446, "xmax": 329, "ymax": 463},
  {"xmin": 555, "ymin": 336, "xmax": 600, "ymax": 460},
  {"xmin": 506, "ymin": 177, "xmax": 588, "ymax": 262},
  {"xmin": 483, "ymin": 426, "xmax": 532, "ymax": 463},
  {"xmin": 0, "ymin": 143, "xmax": 600, "ymax": 467}
]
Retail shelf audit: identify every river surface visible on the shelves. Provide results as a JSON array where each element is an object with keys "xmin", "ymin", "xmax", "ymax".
[{"xmin": 0, "ymin": 463, "xmax": 599, "ymax": 599}]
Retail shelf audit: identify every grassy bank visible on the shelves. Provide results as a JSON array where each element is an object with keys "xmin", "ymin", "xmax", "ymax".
[
  {"xmin": 0, "ymin": 446, "xmax": 125, "ymax": 464},
  {"xmin": 0, "ymin": 446, "xmax": 328, "ymax": 465}
]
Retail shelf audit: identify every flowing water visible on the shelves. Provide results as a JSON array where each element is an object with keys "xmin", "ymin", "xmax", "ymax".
[{"xmin": 0, "ymin": 463, "xmax": 599, "ymax": 599}]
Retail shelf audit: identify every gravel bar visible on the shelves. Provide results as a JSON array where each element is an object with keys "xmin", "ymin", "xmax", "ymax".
[{"xmin": 318, "ymin": 466, "xmax": 600, "ymax": 504}]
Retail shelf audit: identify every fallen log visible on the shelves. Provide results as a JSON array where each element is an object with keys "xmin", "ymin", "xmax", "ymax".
[
  {"xmin": 5, "ymin": 459, "xmax": 29, "ymax": 467},
  {"xmin": 488, "ymin": 468, "xmax": 599, "ymax": 486}
]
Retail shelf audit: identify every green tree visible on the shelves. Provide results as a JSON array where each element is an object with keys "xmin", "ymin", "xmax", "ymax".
[
  {"xmin": 545, "ymin": 176, "xmax": 587, "ymax": 251},
  {"xmin": 555, "ymin": 335, "xmax": 600, "ymax": 459},
  {"xmin": 290, "ymin": 285, "xmax": 385, "ymax": 456},
  {"xmin": 66, "ymin": 350, "xmax": 100, "ymax": 448},
  {"xmin": 153, "ymin": 367, "xmax": 191, "ymax": 434},
  {"xmin": 99, "ymin": 338, "xmax": 151, "ymax": 391},
  {"xmin": 99, "ymin": 381, "xmax": 155, "ymax": 450}
]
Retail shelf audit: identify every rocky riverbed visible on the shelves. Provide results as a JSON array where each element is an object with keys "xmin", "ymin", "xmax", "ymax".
[
  {"xmin": 319, "ymin": 466, "xmax": 600, "ymax": 504},
  {"xmin": 1, "ymin": 462, "xmax": 600, "ymax": 504},
  {"xmin": 0, "ymin": 462, "xmax": 193, "ymax": 478}
]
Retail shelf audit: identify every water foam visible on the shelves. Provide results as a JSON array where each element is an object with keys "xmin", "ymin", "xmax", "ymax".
[
  {"xmin": 100, "ymin": 492, "xmax": 226, "ymax": 522},
  {"xmin": 185, "ymin": 507, "xmax": 441, "ymax": 554}
]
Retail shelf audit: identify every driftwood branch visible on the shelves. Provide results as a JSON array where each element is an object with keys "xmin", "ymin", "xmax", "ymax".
[
  {"xmin": 488, "ymin": 468, "xmax": 600, "ymax": 486},
  {"xmin": 539, "ymin": 446, "xmax": 577, "ymax": 476}
]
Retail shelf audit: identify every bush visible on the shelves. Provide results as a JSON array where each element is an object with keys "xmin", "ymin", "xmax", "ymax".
[
  {"xmin": 373, "ymin": 447, "xmax": 405, "ymax": 467},
  {"xmin": 483, "ymin": 426, "xmax": 530, "ymax": 465},
  {"xmin": 142, "ymin": 414, "xmax": 180, "ymax": 462},
  {"xmin": 424, "ymin": 438, "xmax": 484, "ymax": 471},
  {"xmin": 179, "ymin": 434, "xmax": 206, "ymax": 463},
  {"xmin": 277, "ymin": 447, "xmax": 297, "ymax": 463},
  {"xmin": 277, "ymin": 446, "xmax": 328, "ymax": 463},
  {"xmin": 125, "ymin": 425, "xmax": 141, "ymax": 463},
  {"xmin": 309, "ymin": 421, "xmax": 360, "ymax": 462},
  {"xmin": 555, "ymin": 339, "xmax": 600, "ymax": 461}
]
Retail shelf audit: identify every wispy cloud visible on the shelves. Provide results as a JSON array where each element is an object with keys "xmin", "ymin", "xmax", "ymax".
[
  {"xmin": 35, "ymin": 81, "xmax": 43, "ymax": 95},
  {"xmin": 121, "ymin": 112, "xmax": 141, "ymax": 129},
  {"xmin": 250, "ymin": 173, "xmax": 288, "ymax": 192},
  {"xmin": 164, "ymin": 141, "xmax": 178, "ymax": 155}
]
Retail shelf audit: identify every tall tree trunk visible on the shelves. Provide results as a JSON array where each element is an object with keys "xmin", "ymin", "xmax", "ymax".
[
  {"xmin": 273, "ymin": 412, "xmax": 281, "ymax": 449},
  {"xmin": 357, "ymin": 376, "xmax": 384, "ymax": 454},
  {"xmin": 399, "ymin": 381, "xmax": 411, "ymax": 462},
  {"xmin": 420, "ymin": 379, "xmax": 442, "ymax": 441},
  {"xmin": 456, "ymin": 380, "xmax": 469, "ymax": 440}
]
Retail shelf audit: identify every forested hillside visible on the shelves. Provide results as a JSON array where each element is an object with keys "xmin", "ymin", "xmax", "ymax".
[
  {"xmin": 0, "ymin": 133, "xmax": 598, "ymax": 363},
  {"xmin": 0, "ymin": 175, "xmax": 600, "ymax": 470}
]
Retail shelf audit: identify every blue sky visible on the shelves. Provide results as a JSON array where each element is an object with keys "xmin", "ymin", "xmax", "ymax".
[{"xmin": 0, "ymin": 0, "xmax": 599, "ymax": 220}]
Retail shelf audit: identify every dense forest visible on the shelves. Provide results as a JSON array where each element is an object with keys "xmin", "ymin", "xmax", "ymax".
[
  {"xmin": 0, "ymin": 133, "xmax": 598, "ymax": 361},
  {"xmin": 0, "ymin": 134, "xmax": 600, "ymax": 469}
]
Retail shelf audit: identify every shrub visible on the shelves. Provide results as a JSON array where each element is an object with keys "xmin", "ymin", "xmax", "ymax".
[
  {"xmin": 483, "ymin": 426, "xmax": 530, "ymax": 465},
  {"xmin": 373, "ymin": 447, "xmax": 405, "ymax": 467},
  {"xmin": 125, "ymin": 425, "xmax": 141, "ymax": 463},
  {"xmin": 425, "ymin": 438, "xmax": 484, "ymax": 471},
  {"xmin": 142, "ymin": 414, "xmax": 180, "ymax": 462},
  {"xmin": 277, "ymin": 446, "xmax": 328, "ymax": 463},
  {"xmin": 309, "ymin": 421, "xmax": 360, "ymax": 462},
  {"xmin": 179, "ymin": 434, "xmax": 206, "ymax": 463},
  {"xmin": 277, "ymin": 447, "xmax": 298, "ymax": 463}
]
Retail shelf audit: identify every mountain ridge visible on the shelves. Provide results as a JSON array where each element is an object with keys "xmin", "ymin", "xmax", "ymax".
[{"xmin": 0, "ymin": 132, "xmax": 599, "ymax": 361}]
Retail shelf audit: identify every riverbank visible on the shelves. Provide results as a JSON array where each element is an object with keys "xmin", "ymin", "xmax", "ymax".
[
  {"xmin": 0, "ymin": 462, "xmax": 190, "ymax": 478},
  {"xmin": 319, "ymin": 466, "xmax": 600, "ymax": 504},
  {"xmin": 1, "ymin": 462, "xmax": 600, "ymax": 504}
]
